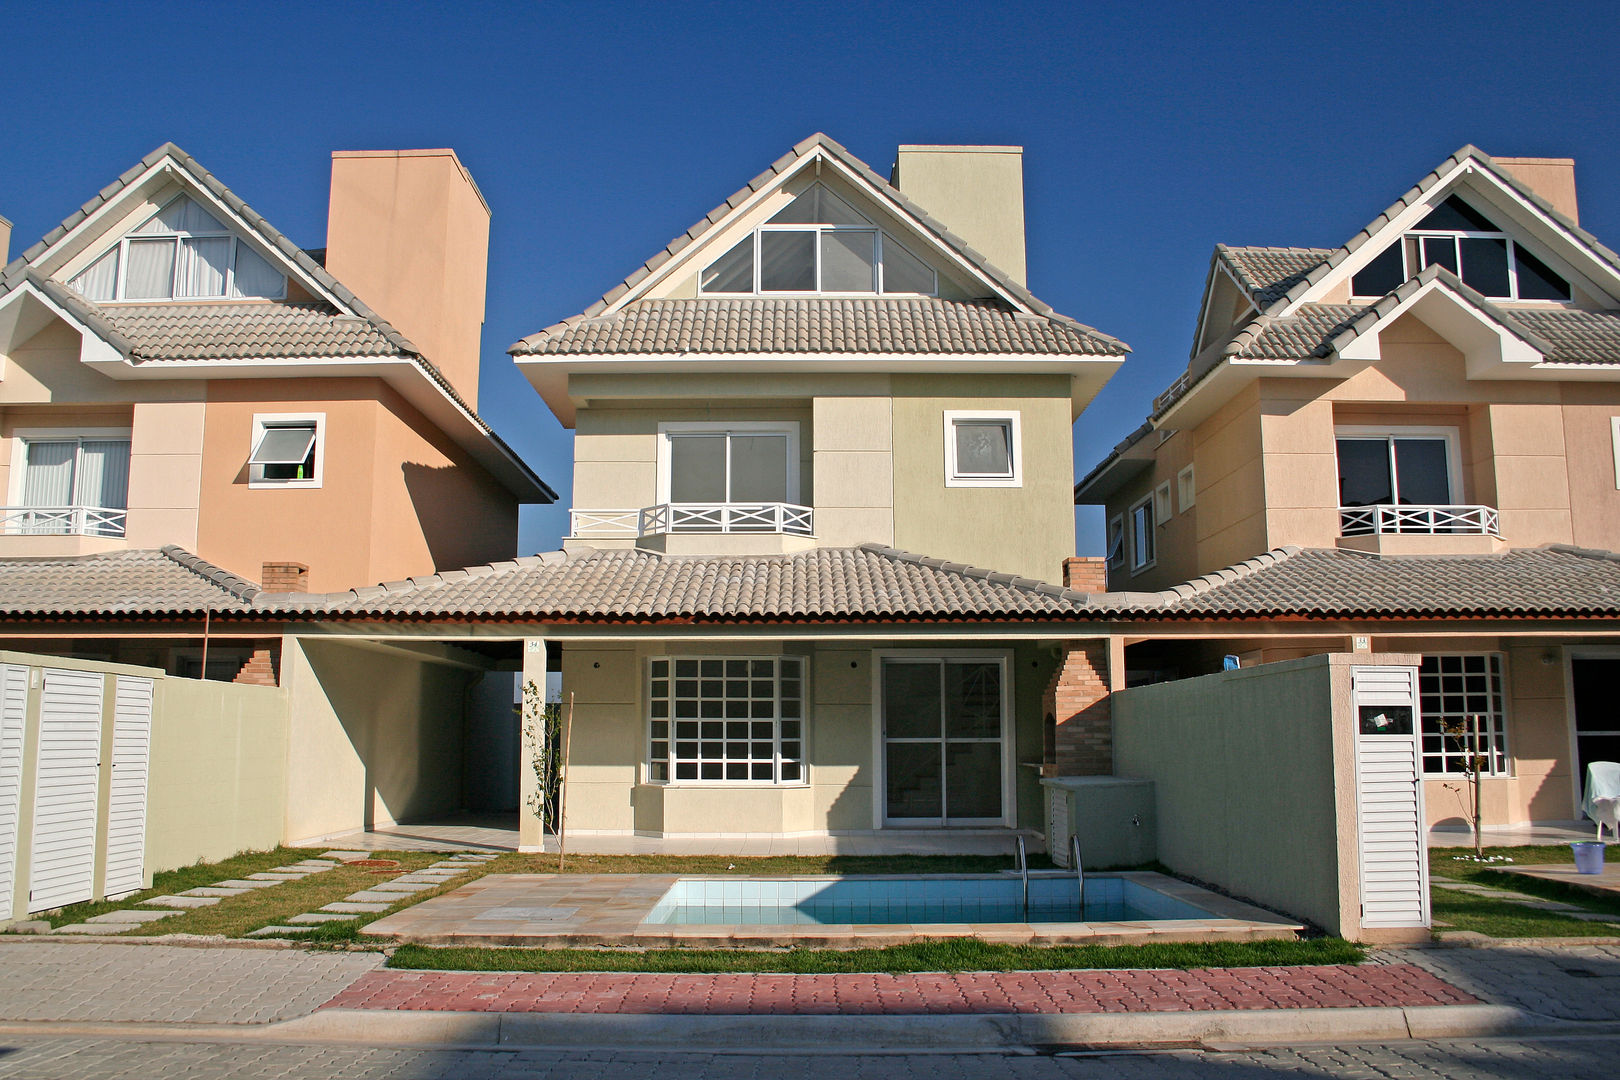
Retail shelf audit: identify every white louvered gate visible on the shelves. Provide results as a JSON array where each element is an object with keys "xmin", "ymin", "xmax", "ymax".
[
  {"xmin": 1351, "ymin": 665, "xmax": 1430, "ymax": 929},
  {"xmin": 0, "ymin": 665, "xmax": 27, "ymax": 922},
  {"xmin": 103, "ymin": 677, "xmax": 153, "ymax": 899},
  {"xmin": 28, "ymin": 670, "xmax": 105, "ymax": 913}
]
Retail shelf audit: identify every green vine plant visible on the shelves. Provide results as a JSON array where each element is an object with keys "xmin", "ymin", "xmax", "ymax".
[{"xmin": 521, "ymin": 679, "xmax": 564, "ymax": 849}]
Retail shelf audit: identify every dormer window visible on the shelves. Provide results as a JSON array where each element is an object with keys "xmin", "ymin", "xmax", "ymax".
[
  {"xmin": 1351, "ymin": 195, "xmax": 1570, "ymax": 301},
  {"xmin": 699, "ymin": 184, "xmax": 937, "ymax": 296},
  {"xmin": 69, "ymin": 195, "xmax": 287, "ymax": 302}
]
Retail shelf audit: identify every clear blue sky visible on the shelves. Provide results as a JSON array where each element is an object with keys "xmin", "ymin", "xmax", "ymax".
[{"xmin": 5, "ymin": 1, "xmax": 1617, "ymax": 564}]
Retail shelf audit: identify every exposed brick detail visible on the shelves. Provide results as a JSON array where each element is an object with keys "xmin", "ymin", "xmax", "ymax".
[
  {"xmin": 1062, "ymin": 556, "xmax": 1108, "ymax": 593},
  {"xmin": 233, "ymin": 643, "xmax": 280, "ymax": 687},
  {"xmin": 261, "ymin": 561, "xmax": 309, "ymax": 592},
  {"xmin": 1042, "ymin": 639, "xmax": 1112, "ymax": 777}
]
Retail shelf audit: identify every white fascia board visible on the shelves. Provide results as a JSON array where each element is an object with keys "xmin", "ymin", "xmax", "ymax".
[
  {"xmin": 1335, "ymin": 280, "xmax": 1545, "ymax": 374},
  {"xmin": 0, "ymin": 281, "xmax": 127, "ymax": 368},
  {"xmin": 1154, "ymin": 356, "xmax": 1352, "ymax": 430},
  {"xmin": 1289, "ymin": 160, "xmax": 1620, "ymax": 313},
  {"xmin": 89, "ymin": 354, "xmax": 548, "ymax": 498},
  {"xmin": 514, "ymin": 351, "xmax": 1125, "ymax": 427}
]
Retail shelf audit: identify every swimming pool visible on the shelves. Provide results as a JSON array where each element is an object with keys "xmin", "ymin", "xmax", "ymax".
[{"xmin": 642, "ymin": 874, "xmax": 1213, "ymax": 926}]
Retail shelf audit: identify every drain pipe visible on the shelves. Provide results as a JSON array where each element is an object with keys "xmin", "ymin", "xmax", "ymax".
[
  {"xmin": 1014, "ymin": 835, "xmax": 1029, "ymax": 920},
  {"xmin": 1070, "ymin": 835, "xmax": 1085, "ymax": 918}
]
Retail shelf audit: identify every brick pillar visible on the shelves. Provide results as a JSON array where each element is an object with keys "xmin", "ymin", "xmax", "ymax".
[
  {"xmin": 1062, "ymin": 556, "xmax": 1108, "ymax": 593},
  {"xmin": 1042, "ymin": 639, "xmax": 1112, "ymax": 776},
  {"xmin": 233, "ymin": 642, "xmax": 281, "ymax": 687},
  {"xmin": 261, "ymin": 561, "xmax": 309, "ymax": 592}
]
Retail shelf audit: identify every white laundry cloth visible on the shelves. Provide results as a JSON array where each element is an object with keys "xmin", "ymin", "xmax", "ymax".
[{"xmin": 1582, "ymin": 761, "xmax": 1620, "ymax": 840}]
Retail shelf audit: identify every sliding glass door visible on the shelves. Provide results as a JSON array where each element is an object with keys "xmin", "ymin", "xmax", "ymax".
[{"xmin": 881, "ymin": 657, "xmax": 1008, "ymax": 826}]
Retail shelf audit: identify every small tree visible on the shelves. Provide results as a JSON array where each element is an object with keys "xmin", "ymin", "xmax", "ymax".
[
  {"xmin": 521, "ymin": 680, "xmax": 563, "ymax": 849},
  {"xmin": 1439, "ymin": 714, "xmax": 1488, "ymax": 859}
]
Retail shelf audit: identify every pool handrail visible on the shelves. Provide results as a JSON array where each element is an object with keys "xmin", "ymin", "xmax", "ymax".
[
  {"xmin": 1070, "ymin": 834, "xmax": 1085, "ymax": 918},
  {"xmin": 1014, "ymin": 834, "xmax": 1029, "ymax": 920}
]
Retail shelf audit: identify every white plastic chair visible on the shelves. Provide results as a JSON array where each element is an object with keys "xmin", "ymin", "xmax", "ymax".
[{"xmin": 1582, "ymin": 761, "xmax": 1620, "ymax": 841}]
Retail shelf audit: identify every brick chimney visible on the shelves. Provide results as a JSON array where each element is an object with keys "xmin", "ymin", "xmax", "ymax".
[
  {"xmin": 324, "ymin": 149, "xmax": 491, "ymax": 407},
  {"xmin": 1494, "ymin": 156, "xmax": 1579, "ymax": 224},
  {"xmin": 891, "ymin": 145, "xmax": 1026, "ymax": 285},
  {"xmin": 1062, "ymin": 556, "xmax": 1108, "ymax": 593},
  {"xmin": 261, "ymin": 561, "xmax": 309, "ymax": 592}
]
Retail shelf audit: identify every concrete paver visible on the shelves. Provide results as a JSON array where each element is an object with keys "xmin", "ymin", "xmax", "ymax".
[
  {"xmin": 81, "ymin": 909, "xmax": 178, "ymax": 925},
  {"xmin": 320, "ymin": 902, "xmax": 390, "ymax": 913},
  {"xmin": 140, "ymin": 894, "xmax": 220, "ymax": 908},
  {"xmin": 180, "ymin": 887, "xmax": 253, "ymax": 897},
  {"xmin": 1388, "ymin": 942, "xmax": 1620, "ymax": 1022}
]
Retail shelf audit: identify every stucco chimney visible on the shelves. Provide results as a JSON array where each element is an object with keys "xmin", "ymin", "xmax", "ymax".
[
  {"xmin": 891, "ymin": 145, "xmax": 1026, "ymax": 286},
  {"xmin": 1494, "ymin": 156, "xmax": 1579, "ymax": 224},
  {"xmin": 324, "ymin": 149, "xmax": 491, "ymax": 407}
]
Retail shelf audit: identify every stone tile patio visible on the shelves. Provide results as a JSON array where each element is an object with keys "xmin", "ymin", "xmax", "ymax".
[
  {"xmin": 360, "ymin": 871, "xmax": 1302, "ymax": 948},
  {"xmin": 1488, "ymin": 861, "xmax": 1620, "ymax": 902}
]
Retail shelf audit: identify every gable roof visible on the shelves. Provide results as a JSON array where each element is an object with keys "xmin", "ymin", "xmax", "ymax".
[
  {"xmin": 513, "ymin": 133, "xmax": 1127, "ymax": 358},
  {"xmin": 1214, "ymin": 245, "xmax": 1333, "ymax": 307}
]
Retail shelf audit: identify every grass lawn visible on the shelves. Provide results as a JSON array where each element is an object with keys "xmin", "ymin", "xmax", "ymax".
[
  {"xmin": 388, "ymin": 937, "xmax": 1365, "ymax": 974},
  {"xmin": 1428, "ymin": 844, "xmax": 1620, "ymax": 939},
  {"xmin": 30, "ymin": 847, "xmax": 323, "ymax": 929}
]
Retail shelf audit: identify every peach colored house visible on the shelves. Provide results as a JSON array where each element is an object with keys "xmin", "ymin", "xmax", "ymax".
[
  {"xmin": 0, "ymin": 142, "xmax": 552, "ymax": 605},
  {"xmin": 1076, "ymin": 147, "xmax": 1620, "ymax": 832}
]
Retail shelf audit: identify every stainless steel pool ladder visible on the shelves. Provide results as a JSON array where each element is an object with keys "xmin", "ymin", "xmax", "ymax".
[
  {"xmin": 1014, "ymin": 834, "xmax": 1030, "ymax": 920},
  {"xmin": 1070, "ymin": 835, "xmax": 1085, "ymax": 918}
]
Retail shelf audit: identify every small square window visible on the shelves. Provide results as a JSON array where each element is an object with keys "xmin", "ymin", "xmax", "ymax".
[
  {"xmin": 249, "ymin": 414, "xmax": 323, "ymax": 487},
  {"xmin": 944, "ymin": 411, "xmax": 1021, "ymax": 487},
  {"xmin": 1177, "ymin": 465, "xmax": 1196, "ymax": 512},
  {"xmin": 1106, "ymin": 515, "xmax": 1124, "ymax": 570},
  {"xmin": 1129, "ymin": 496, "xmax": 1155, "ymax": 572},
  {"xmin": 1154, "ymin": 482, "xmax": 1172, "ymax": 526}
]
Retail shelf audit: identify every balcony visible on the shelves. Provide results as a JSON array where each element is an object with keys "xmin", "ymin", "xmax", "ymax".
[
  {"xmin": 1337, "ymin": 503, "xmax": 1504, "ymax": 555},
  {"xmin": 568, "ymin": 502, "xmax": 816, "ymax": 555},
  {"xmin": 0, "ymin": 505, "xmax": 128, "ymax": 538}
]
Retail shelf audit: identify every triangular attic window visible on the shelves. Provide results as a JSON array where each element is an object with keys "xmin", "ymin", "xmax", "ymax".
[
  {"xmin": 768, "ymin": 185, "xmax": 869, "ymax": 225},
  {"xmin": 1350, "ymin": 193, "xmax": 1570, "ymax": 301},
  {"xmin": 69, "ymin": 194, "xmax": 286, "ymax": 302}
]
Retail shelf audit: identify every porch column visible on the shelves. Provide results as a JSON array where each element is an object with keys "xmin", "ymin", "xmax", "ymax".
[
  {"xmin": 1043, "ymin": 637, "xmax": 1115, "ymax": 776},
  {"xmin": 519, "ymin": 637, "xmax": 549, "ymax": 852}
]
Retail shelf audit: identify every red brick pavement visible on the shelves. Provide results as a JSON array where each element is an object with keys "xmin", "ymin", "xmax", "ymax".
[{"xmin": 321, "ymin": 964, "xmax": 1476, "ymax": 1016}]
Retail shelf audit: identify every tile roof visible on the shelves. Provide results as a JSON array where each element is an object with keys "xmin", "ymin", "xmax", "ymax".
[
  {"xmin": 0, "ymin": 547, "xmax": 258, "ymax": 616},
  {"xmin": 1107, "ymin": 545, "xmax": 1620, "ymax": 619},
  {"xmin": 308, "ymin": 544, "xmax": 1092, "ymax": 620},
  {"xmin": 513, "ymin": 298, "xmax": 1127, "ymax": 357},
  {"xmin": 99, "ymin": 301, "xmax": 403, "ymax": 360},
  {"xmin": 1216, "ymin": 246, "xmax": 1333, "ymax": 306},
  {"xmin": 519, "ymin": 132, "xmax": 1129, "ymax": 358}
]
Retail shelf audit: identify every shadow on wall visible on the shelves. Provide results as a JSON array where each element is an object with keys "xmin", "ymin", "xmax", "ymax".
[
  {"xmin": 301, "ymin": 638, "xmax": 471, "ymax": 828},
  {"xmin": 402, "ymin": 461, "xmax": 515, "ymax": 571}
]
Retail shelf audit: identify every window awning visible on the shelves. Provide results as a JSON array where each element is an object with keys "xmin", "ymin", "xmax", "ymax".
[{"xmin": 249, "ymin": 424, "xmax": 316, "ymax": 465}]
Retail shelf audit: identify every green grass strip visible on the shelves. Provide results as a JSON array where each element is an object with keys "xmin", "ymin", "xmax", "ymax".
[{"xmin": 389, "ymin": 937, "xmax": 1363, "ymax": 974}]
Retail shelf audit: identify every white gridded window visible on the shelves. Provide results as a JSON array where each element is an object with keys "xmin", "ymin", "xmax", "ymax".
[
  {"xmin": 249, "ymin": 420, "xmax": 318, "ymax": 484},
  {"xmin": 648, "ymin": 657, "xmax": 804, "ymax": 783},
  {"xmin": 699, "ymin": 184, "xmax": 937, "ymax": 296},
  {"xmin": 69, "ymin": 195, "xmax": 286, "ymax": 302},
  {"xmin": 1420, "ymin": 654, "xmax": 1508, "ymax": 776},
  {"xmin": 1129, "ymin": 496, "xmax": 1155, "ymax": 570}
]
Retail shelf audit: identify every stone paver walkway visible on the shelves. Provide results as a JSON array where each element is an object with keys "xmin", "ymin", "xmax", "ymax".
[
  {"xmin": 0, "ymin": 942, "xmax": 382, "ymax": 1023},
  {"xmin": 248, "ymin": 852, "xmax": 498, "ymax": 937},
  {"xmin": 320, "ymin": 963, "xmax": 1475, "ymax": 1015},
  {"xmin": 48, "ymin": 859, "xmax": 339, "ymax": 935}
]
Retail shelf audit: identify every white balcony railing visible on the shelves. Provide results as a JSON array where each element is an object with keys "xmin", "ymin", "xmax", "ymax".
[
  {"xmin": 570, "ymin": 502, "xmax": 814, "ymax": 539},
  {"xmin": 0, "ymin": 505, "xmax": 128, "ymax": 538},
  {"xmin": 1339, "ymin": 504, "xmax": 1500, "ymax": 537}
]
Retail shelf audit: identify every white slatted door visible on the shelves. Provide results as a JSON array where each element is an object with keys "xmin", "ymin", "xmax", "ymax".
[
  {"xmin": 1352, "ymin": 665, "xmax": 1430, "ymax": 929},
  {"xmin": 0, "ymin": 665, "xmax": 28, "ymax": 922},
  {"xmin": 103, "ymin": 677, "xmax": 153, "ymax": 899},
  {"xmin": 29, "ymin": 670, "xmax": 105, "ymax": 913}
]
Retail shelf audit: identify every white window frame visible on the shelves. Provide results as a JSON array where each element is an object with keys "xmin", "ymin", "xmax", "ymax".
[
  {"xmin": 1105, "ymin": 514, "xmax": 1125, "ymax": 570},
  {"xmin": 698, "ymin": 184, "xmax": 938, "ymax": 297},
  {"xmin": 1333, "ymin": 425, "xmax": 1464, "ymax": 505},
  {"xmin": 1153, "ymin": 482, "xmax": 1172, "ymax": 526},
  {"xmin": 645, "ymin": 655, "xmax": 807, "ymax": 786},
  {"xmin": 72, "ymin": 195, "xmax": 287, "ymax": 303},
  {"xmin": 1350, "ymin": 199, "xmax": 1571, "ymax": 303},
  {"xmin": 6, "ymin": 427, "xmax": 133, "ymax": 509},
  {"xmin": 1128, "ymin": 494, "xmax": 1155, "ymax": 573},
  {"xmin": 1177, "ymin": 465, "xmax": 1196, "ymax": 513},
  {"xmin": 870, "ymin": 649, "xmax": 1015, "ymax": 829},
  {"xmin": 1419, "ymin": 652, "xmax": 1510, "ymax": 778},
  {"xmin": 943, "ymin": 410, "xmax": 1021, "ymax": 488},
  {"xmin": 655, "ymin": 421, "xmax": 800, "ymax": 505},
  {"xmin": 248, "ymin": 413, "xmax": 324, "ymax": 489}
]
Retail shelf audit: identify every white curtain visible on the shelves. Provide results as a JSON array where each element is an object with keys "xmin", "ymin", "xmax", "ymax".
[
  {"xmin": 71, "ymin": 248, "xmax": 120, "ymax": 301},
  {"xmin": 124, "ymin": 239, "xmax": 176, "ymax": 299},
  {"xmin": 231, "ymin": 243, "xmax": 284, "ymax": 298},
  {"xmin": 21, "ymin": 441, "xmax": 75, "ymax": 507},
  {"xmin": 77, "ymin": 441, "xmax": 130, "ymax": 509},
  {"xmin": 176, "ymin": 237, "xmax": 230, "ymax": 297}
]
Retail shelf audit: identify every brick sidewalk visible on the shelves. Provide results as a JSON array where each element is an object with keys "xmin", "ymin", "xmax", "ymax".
[{"xmin": 321, "ymin": 964, "xmax": 1476, "ymax": 1016}]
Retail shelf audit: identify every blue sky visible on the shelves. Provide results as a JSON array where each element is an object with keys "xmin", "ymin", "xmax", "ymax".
[{"xmin": 4, "ymin": 0, "xmax": 1617, "ymax": 562}]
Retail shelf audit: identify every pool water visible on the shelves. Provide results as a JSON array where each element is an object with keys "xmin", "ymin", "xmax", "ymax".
[{"xmin": 642, "ymin": 875, "xmax": 1211, "ymax": 926}]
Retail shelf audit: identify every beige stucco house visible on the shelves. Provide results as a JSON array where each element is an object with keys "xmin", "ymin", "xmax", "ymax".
[{"xmin": 1076, "ymin": 147, "xmax": 1620, "ymax": 832}]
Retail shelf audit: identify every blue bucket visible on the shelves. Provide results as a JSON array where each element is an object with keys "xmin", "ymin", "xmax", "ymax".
[{"xmin": 1572, "ymin": 841, "xmax": 1606, "ymax": 875}]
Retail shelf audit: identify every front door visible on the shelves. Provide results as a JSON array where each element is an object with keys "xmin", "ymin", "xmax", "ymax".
[
  {"xmin": 1570, "ymin": 658, "xmax": 1620, "ymax": 797},
  {"xmin": 881, "ymin": 657, "xmax": 1007, "ymax": 826}
]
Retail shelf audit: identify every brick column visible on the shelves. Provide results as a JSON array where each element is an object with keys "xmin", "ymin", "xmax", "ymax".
[
  {"xmin": 261, "ymin": 561, "xmax": 309, "ymax": 592},
  {"xmin": 1061, "ymin": 556, "xmax": 1108, "ymax": 593},
  {"xmin": 1042, "ymin": 638, "xmax": 1112, "ymax": 776},
  {"xmin": 233, "ymin": 642, "xmax": 281, "ymax": 687}
]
